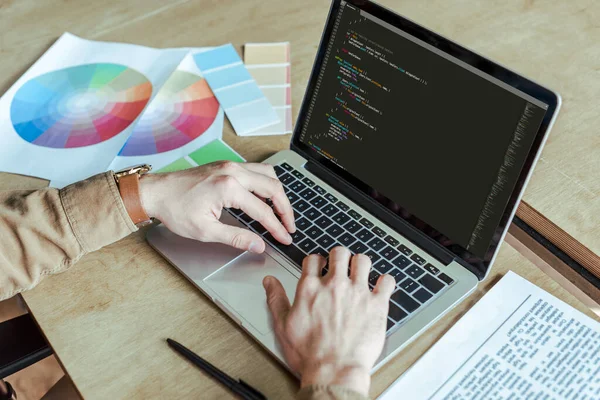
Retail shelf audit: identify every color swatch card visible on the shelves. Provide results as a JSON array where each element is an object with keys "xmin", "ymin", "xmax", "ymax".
[
  {"xmin": 193, "ymin": 44, "xmax": 280, "ymax": 136},
  {"xmin": 244, "ymin": 42, "xmax": 293, "ymax": 136},
  {"xmin": 109, "ymin": 53, "xmax": 224, "ymax": 171},
  {"xmin": 0, "ymin": 32, "xmax": 189, "ymax": 186},
  {"xmin": 157, "ymin": 139, "xmax": 244, "ymax": 173}
]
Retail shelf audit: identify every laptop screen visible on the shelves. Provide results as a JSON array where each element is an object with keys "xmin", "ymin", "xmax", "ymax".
[{"xmin": 296, "ymin": 0, "xmax": 549, "ymax": 259}]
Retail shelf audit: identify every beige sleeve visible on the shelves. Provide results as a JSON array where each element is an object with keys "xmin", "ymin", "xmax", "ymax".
[
  {"xmin": 297, "ymin": 385, "xmax": 369, "ymax": 400},
  {"xmin": 0, "ymin": 172, "xmax": 137, "ymax": 301}
]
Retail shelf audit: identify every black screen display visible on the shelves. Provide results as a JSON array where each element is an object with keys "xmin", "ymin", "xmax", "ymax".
[{"xmin": 298, "ymin": 2, "xmax": 548, "ymax": 258}]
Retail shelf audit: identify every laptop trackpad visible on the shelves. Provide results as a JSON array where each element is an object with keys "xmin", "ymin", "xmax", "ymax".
[{"xmin": 204, "ymin": 252, "xmax": 298, "ymax": 335}]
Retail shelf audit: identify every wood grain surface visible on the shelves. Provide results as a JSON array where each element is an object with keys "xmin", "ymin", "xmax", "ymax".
[{"xmin": 0, "ymin": 0, "xmax": 598, "ymax": 398}]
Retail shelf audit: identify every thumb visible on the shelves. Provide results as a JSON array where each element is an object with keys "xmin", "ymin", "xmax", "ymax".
[
  {"xmin": 201, "ymin": 221, "xmax": 265, "ymax": 253},
  {"xmin": 263, "ymin": 276, "xmax": 291, "ymax": 328}
]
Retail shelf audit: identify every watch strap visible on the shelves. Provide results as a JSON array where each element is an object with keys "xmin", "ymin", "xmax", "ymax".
[
  {"xmin": 0, "ymin": 381, "xmax": 16, "ymax": 400},
  {"xmin": 117, "ymin": 173, "xmax": 151, "ymax": 225}
]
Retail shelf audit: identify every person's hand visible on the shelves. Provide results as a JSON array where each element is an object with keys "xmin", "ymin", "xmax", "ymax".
[
  {"xmin": 139, "ymin": 161, "xmax": 295, "ymax": 253},
  {"xmin": 263, "ymin": 247, "xmax": 395, "ymax": 396}
]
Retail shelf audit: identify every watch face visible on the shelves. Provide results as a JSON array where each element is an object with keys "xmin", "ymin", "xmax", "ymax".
[{"xmin": 114, "ymin": 164, "xmax": 152, "ymax": 179}]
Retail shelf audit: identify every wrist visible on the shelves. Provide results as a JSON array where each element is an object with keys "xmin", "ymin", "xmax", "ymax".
[
  {"xmin": 138, "ymin": 173, "xmax": 162, "ymax": 219},
  {"xmin": 300, "ymin": 363, "xmax": 371, "ymax": 397}
]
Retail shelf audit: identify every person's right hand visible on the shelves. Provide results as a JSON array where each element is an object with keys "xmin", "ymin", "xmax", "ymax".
[
  {"xmin": 263, "ymin": 247, "xmax": 395, "ymax": 397},
  {"xmin": 138, "ymin": 161, "xmax": 295, "ymax": 253}
]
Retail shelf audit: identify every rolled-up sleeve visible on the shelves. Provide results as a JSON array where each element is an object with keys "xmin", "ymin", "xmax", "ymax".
[{"xmin": 0, "ymin": 172, "xmax": 137, "ymax": 301}]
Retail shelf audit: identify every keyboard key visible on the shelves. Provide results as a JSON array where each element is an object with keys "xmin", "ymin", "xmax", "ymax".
[
  {"xmin": 438, "ymin": 273, "xmax": 454, "ymax": 285},
  {"xmin": 299, "ymin": 188, "xmax": 317, "ymax": 201},
  {"xmin": 321, "ymin": 266, "xmax": 329, "ymax": 276},
  {"xmin": 349, "ymin": 242, "xmax": 368, "ymax": 254},
  {"xmin": 239, "ymin": 213, "xmax": 253, "ymax": 224},
  {"xmin": 302, "ymin": 177, "xmax": 315, "ymax": 187},
  {"xmin": 324, "ymin": 193, "xmax": 338, "ymax": 203},
  {"xmin": 400, "ymin": 278, "xmax": 419, "ymax": 293},
  {"xmin": 321, "ymin": 203, "xmax": 340, "ymax": 217},
  {"xmin": 372, "ymin": 226, "xmax": 386, "ymax": 238},
  {"xmin": 279, "ymin": 173, "xmax": 295, "ymax": 185},
  {"xmin": 326, "ymin": 224, "xmax": 344, "ymax": 238},
  {"xmin": 380, "ymin": 246, "xmax": 399, "ymax": 261},
  {"xmin": 309, "ymin": 196, "xmax": 327, "ymax": 209},
  {"xmin": 337, "ymin": 201, "xmax": 350, "ymax": 211},
  {"xmin": 292, "ymin": 170, "xmax": 304, "ymax": 179},
  {"xmin": 286, "ymin": 192, "xmax": 300, "ymax": 204},
  {"xmin": 419, "ymin": 274, "xmax": 444, "ymax": 294},
  {"xmin": 387, "ymin": 318, "xmax": 395, "ymax": 331},
  {"xmin": 281, "ymin": 162, "xmax": 294, "ymax": 171},
  {"xmin": 316, "ymin": 234, "xmax": 336, "ymax": 249},
  {"xmin": 291, "ymin": 230, "xmax": 306, "ymax": 244},
  {"xmin": 356, "ymin": 229, "xmax": 374, "ymax": 243},
  {"xmin": 410, "ymin": 253, "xmax": 426, "ymax": 265},
  {"xmin": 314, "ymin": 247, "xmax": 329, "ymax": 258},
  {"xmin": 298, "ymin": 238, "xmax": 318, "ymax": 253},
  {"xmin": 374, "ymin": 260, "xmax": 394, "ymax": 274},
  {"xmin": 391, "ymin": 290, "xmax": 420, "ymax": 313},
  {"xmin": 388, "ymin": 302, "xmax": 408, "ymax": 322},
  {"xmin": 348, "ymin": 209, "xmax": 362, "ymax": 220},
  {"xmin": 332, "ymin": 212, "xmax": 351, "ymax": 225},
  {"xmin": 314, "ymin": 185, "xmax": 326, "ymax": 195},
  {"xmin": 289, "ymin": 180, "xmax": 306, "ymax": 193},
  {"xmin": 293, "ymin": 209, "xmax": 302, "ymax": 220},
  {"xmin": 359, "ymin": 218, "xmax": 374, "ymax": 229},
  {"xmin": 368, "ymin": 270, "xmax": 380, "ymax": 287},
  {"xmin": 389, "ymin": 268, "xmax": 406, "ymax": 284},
  {"xmin": 398, "ymin": 244, "xmax": 413, "ymax": 256},
  {"xmin": 228, "ymin": 208, "xmax": 244, "ymax": 216},
  {"xmin": 385, "ymin": 236, "xmax": 400, "ymax": 247},
  {"xmin": 424, "ymin": 263, "xmax": 440, "ymax": 275},
  {"xmin": 364, "ymin": 250, "xmax": 381, "ymax": 263},
  {"xmin": 306, "ymin": 226, "xmax": 324, "ymax": 240},
  {"xmin": 367, "ymin": 237, "xmax": 386, "ymax": 252},
  {"xmin": 413, "ymin": 288, "xmax": 433, "ymax": 303},
  {"xmin": 405, "ymin": 265, "xmax": 425, "ymax": 279},
  {"xmin": 296, "ymin": 217, "xmax": 311, "ymax": 230},
  {"xmin": 343, "ymin": 220, "xmax": 362, "ymax": 234},
  {"xmin": 315, "ymin": 215, "xmax": 333, "ymax": 229},
  {"xmin": 338, "ymin": 233, "xmax": 357, "ymax": 247},
  {"xmin": 392, "ymin": 255, "xmax": 411, "ymax": 270},
  {"xmin": 304, "ymin": 207, "xmax": 322, "ymax": 221},
  {"xmin": 264, "ymin": 233, "xmax": 305, "ymax": 266},
  {"xmin": 294, "ymin": 199, "xmax": 310, "ymax": 213},
  {"xmin": 274, "ymin": 165, "xmax": 285, "ymax": 177},
  {"xmin": 249, "ymin": 220, "xmax": 267, "ymax": 235}
]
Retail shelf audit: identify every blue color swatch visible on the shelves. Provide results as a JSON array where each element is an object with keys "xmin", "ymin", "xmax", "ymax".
[{"xmin": 193, "ymin": 44, "xmax": 279, "ymax": 136}]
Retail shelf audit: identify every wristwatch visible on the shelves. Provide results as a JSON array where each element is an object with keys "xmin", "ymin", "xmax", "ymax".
[
  {"xmin": 113, "ymin": 164, "xmax": 154, "ymax": 227},
  {"xmin": 0, "ymin": 380, "xmax": 17, "ymax": 400}
]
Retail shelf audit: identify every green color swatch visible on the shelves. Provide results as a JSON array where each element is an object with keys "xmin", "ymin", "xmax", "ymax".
[
  {"xmin": 156, "ymin": 139, "xmax": 244, "ymax": 173},
  {"xmin": 157, "ymin": 157, "xmax": 194, "ymax": 173},
  {"xmin": 188, "ymin": 139, "xmax": 244, "ymax": 165}
]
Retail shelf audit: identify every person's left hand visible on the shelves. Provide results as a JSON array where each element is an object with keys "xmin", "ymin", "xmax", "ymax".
[{"xmin": 139, "ymin": 161, "xmax": 295, "ymax": 253}]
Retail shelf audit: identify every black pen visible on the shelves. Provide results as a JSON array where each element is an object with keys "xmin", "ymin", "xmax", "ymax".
[{"xmin": 166, "ymin": 338, "xmax": 267, "ymax": 400}]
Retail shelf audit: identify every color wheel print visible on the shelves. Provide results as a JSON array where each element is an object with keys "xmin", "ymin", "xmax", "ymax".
[
  {"xmin": 118, "ymin": 70, "xmax": 220, "ymax": 156},
  {"xmin": 10, "ymin": 63, "xmax": 152, "ymax": 148}
]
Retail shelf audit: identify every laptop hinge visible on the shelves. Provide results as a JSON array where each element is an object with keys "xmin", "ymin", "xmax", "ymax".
[{"xmin": 303, "ymin": 159, "xmax": 462, "ymax": 270}]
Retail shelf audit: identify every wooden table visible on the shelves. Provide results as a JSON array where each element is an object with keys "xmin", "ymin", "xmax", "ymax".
[{"xmin": 1, "ymin": 0, "xmax": 599, "ymax": 398}]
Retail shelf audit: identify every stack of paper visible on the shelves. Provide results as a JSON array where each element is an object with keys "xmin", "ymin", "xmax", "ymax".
[{"xmin": 379, "ymin": 271, "xmax": 600, "ymax": 400}]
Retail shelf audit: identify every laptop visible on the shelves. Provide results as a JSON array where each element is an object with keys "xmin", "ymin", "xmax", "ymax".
[{"xmin": 147, "ymin": 0, "xmax": 560, "ymax": 373}]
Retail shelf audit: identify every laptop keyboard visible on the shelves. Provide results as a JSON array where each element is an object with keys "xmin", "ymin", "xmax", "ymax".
[{"xmin": 228, "ymin": 162, "xmax": 455, "ymax": 334}]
